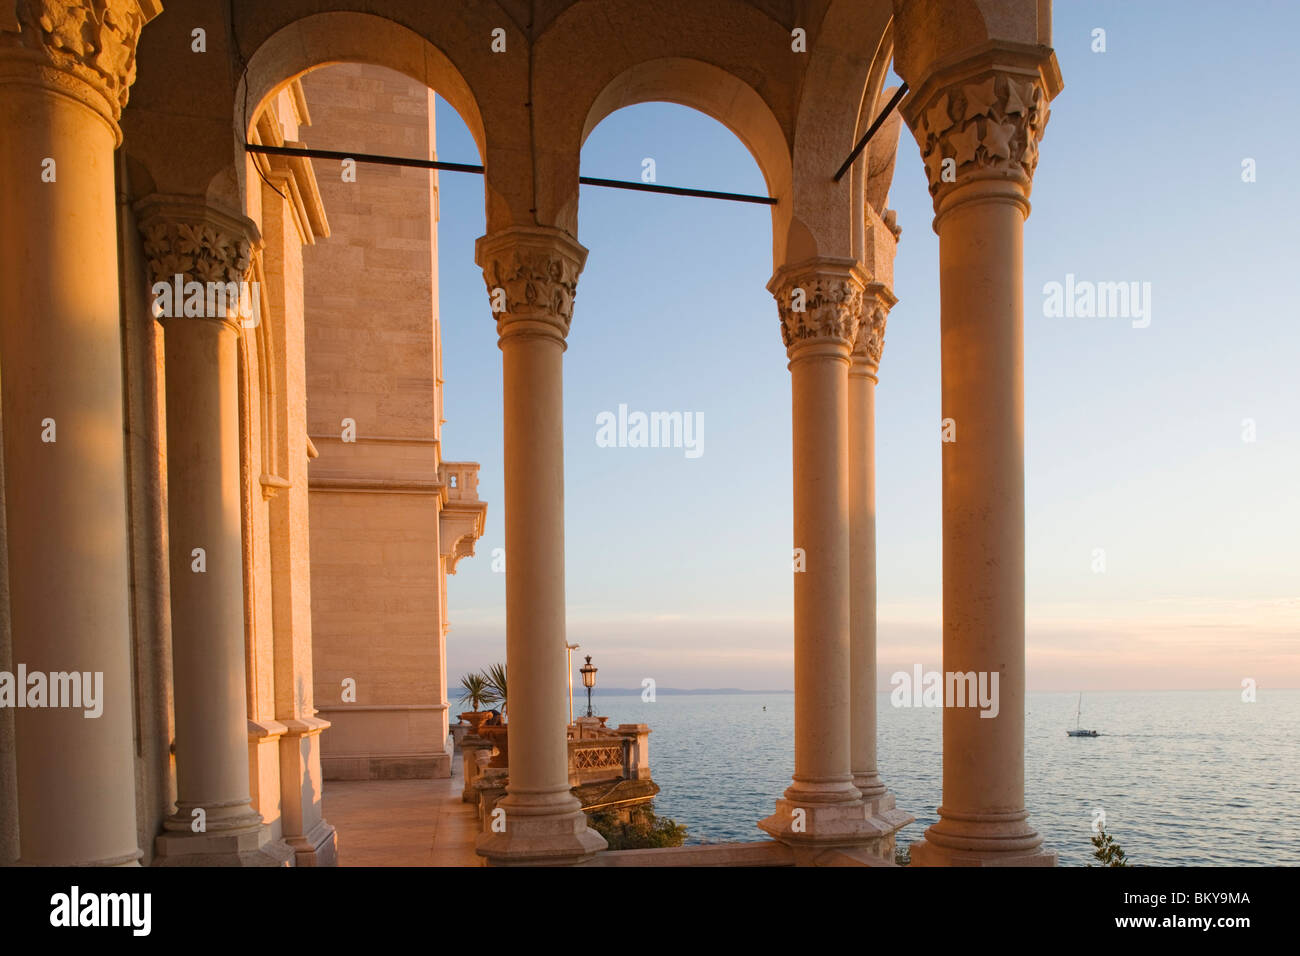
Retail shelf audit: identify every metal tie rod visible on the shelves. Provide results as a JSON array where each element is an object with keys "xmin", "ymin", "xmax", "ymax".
[
  {"xmin": 832, "ymin": 82, "xmax": 908, "ymax": 183},
  {"xmin": 245, "ymin": 143, "xmax": 776, "ymax": 206}
]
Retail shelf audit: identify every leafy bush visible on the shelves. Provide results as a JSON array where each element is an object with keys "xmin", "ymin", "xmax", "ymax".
[
  {"xmin": 1089, "ymin": 826, "xmax": 1132, "ymax": 867},
  {"xmin": 588, "ymin": 803, "xmax": 687, "ymax": 850}
]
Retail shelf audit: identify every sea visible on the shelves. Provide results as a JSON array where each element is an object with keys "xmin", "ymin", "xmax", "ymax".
[{"xmin": 586, "ymin": 688, "xmax": 1300, "ymax": 866}]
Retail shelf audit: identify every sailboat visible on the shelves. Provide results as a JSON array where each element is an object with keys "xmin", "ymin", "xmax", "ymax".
[{"xmin": 1067, "ymin": 692, "xmax": 1099, "ymax": 737}]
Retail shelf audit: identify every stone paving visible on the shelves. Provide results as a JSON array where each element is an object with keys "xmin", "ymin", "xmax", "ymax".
[{"xmin": 322, "ymin": 763, "xmax": 482, "ymax": 867}]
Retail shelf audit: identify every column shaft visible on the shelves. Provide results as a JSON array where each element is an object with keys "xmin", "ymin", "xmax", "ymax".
[
  {"xmin": 500, "ymin": 331, "xmax": 570, "ymax": 801},
  {"xmin": 789, "ymin": 345, "xmax": 855, "ymax": 800},
  {"xmin": 848, "ymin": 361, "xmax": 881, "ymax": 800},
  {"xmin": 162, "ymin": 316, "xmax": 257, "ymax": 824},
  {"xmin": 939, "ymin": 195, "xmax": 1026, "ymax": 823}
]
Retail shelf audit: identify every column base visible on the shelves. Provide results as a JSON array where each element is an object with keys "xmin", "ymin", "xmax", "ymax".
[
  {"xmin": 863, "ymin": 789, "xmax": 916, "ymax": 864},
  {"xmin": 154, "ymin": 817, "xmax": 295, "ymax": 867},
  {"xmin": 475, "ymin": 791, "xmax": 606, "ymax": 866},
  {"xmin": 909, "ymin": 812, "xmax": 1057, "ymax": 867},
  {"xmin": 285, "ymin": 818, "xmax": 338, "ymax": 867},
  {"xmin": 758, "ymin": 797, "xmax": 888, "ymax": 850}
]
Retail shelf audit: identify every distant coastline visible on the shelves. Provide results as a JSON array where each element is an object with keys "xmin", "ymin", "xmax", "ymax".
[
  {"xmin": 592, "ymin": 687, "xmax": 793, "ymax": 696},
  {"xmin": 457, "ymin": 687, "xmax": 793, "ymax": 702}
]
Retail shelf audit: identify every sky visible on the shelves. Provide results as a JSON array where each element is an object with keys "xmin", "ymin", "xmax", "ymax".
[{"xmin": 426, "ymin": 1, "xmax": 1299, "ymax": 692}]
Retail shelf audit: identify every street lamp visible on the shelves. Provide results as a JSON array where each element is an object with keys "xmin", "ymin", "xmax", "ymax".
[
  {"xmin": 565, "ymin": 643, "xmax": 580, "ymax": 725},
  {"xmin": 580, "ymin": 655, "xmax": 598, "ymax": 718}
]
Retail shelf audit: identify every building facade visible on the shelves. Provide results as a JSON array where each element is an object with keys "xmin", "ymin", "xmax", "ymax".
[{"xmin": 0, "ymin": 0, "xmax": 1062, "ymax": 867}]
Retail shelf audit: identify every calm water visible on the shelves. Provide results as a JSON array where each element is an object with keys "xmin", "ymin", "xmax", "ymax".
[{"xmin": 588, "ymin": 688, "xmax": 1300, "ymax": 866}]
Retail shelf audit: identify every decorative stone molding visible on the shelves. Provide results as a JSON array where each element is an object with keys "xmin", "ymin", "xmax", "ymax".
[
  {"xmin": 768, "ymin": 259, "xmax": 868, "ymax": 354},
  {"xmin": 134, "ymin": 195, "xmax": 262, "ymax": 327},
  {"xmin": 2, "ymin": 0, "xmax": 162, "ymax": 125},
  {"xmin": 900, "ymin": 43, "xmax": 1063, "ymax": 212},
  {"xmin": 913, "ymin": 74, "xmax": 1048, "ymax": 195},
  {"xmin": 852, "ymin": 293, "xmax": 893, "ymax": 373},
  {"xmin": 475, "ymin": 226, "xmax": 588, "ymax": 342}
]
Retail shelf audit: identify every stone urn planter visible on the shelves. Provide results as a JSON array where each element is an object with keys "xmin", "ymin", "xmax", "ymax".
[
  {"xmin": 480, "ymin": 723, "xmax": 509, "ymax": 768},
  {"xmin": 459, "ymin": 711, "xmax": 491, "ymax": 735}
]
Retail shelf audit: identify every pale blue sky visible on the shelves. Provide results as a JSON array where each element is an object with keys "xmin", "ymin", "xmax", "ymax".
[{"xmin": 430, "ymin": 1, "xmax": 1299, "ymax": 691}]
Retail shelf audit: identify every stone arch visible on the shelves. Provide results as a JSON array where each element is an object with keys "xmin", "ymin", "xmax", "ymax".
[
  {"xmin": 575, "ymin": 56, "xmax": 795, "ymax": 265},
  {"xmin": 531, "ymin": 0, "xmax": 797, "ymax": 265},
  {"xmin": 852, "ymin": 22, "xmax": 903, "ymax": 259},
  {"xmin": 231, "ymin": 10, "xmax": 491, "ymax": 222},
  {"xmin": 787, "ymin": 0, "xmax": 896, "ymax": 265}
]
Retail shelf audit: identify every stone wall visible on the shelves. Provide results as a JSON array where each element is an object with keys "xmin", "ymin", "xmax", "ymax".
[{"xmin": 300, "ymin": 63, "xmax": 453, "ymax": 779}]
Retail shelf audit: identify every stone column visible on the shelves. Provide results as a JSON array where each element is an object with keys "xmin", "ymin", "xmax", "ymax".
[
  {"xmin": 137, "ymin": 197, "xmax": 292, "ymax": 866},
  {"xmin": 759, "ymin": 259, "xmax": 883, "ymax": 852},
  {"xmin": 901, "ymin": 48, "xmax": 1062, "ymax": 866},
  {"xmin": 0, "ymin": 0, "xmax": 161, "ymax": 866},
  {"xmin": 848, "ymin": 286, "xmax": 913, "ymax": 850},
  {"xmin": 472, "ymin": 226, "xmax": 604, "ymax": 865}
]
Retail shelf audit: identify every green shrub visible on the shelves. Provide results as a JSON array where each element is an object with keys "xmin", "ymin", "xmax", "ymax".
[
  {"xmin": 589, "ymin": 803, "xmax": 687, "ymax": 850},
  {"xmin": 1089, "ymin": 826, "xmax": 1132, "ymax": 867}
]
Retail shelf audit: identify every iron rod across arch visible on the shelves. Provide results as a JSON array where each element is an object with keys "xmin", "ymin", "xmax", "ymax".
[
  {"xmin": 831, "ymin": 82, "xmax": 908, "ymax": 183},
  {"xmin": 244, "ymin": 142, "xmax": 777, "ymax": 205}
]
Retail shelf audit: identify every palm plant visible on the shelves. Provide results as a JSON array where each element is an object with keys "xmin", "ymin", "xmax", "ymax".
[
  {"xmin": 483, "ymin": 662, "xmax": 507, "ymax": 716},
  {"xmin": 459, "ymin": 672, "xmax": 498, "ymax": 712}
]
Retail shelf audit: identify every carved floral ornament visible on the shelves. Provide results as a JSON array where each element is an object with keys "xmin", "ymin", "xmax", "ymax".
[
  {"xmin": 7, "ymin": 1, "xmax": 160, "ymax": 116},
  {"xmin": 852, "ymin": 302, "xmax": 889, "ymax": 369},
  {"xmin": 772, "ymin": 272, "xmax": 864, "ymax": 351},
  {"xmin": 140, "ymin": 220, "xmax": 254, "ymax": 288},
  {"xmin": 911, "ymin": 73, "xmax": 1050, "ymax": 197}
]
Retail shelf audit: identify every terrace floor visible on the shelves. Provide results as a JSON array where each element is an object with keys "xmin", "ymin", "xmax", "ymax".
[{"xmin": 322, "ymin": 765, "xmax": 483, "ymax": 867}]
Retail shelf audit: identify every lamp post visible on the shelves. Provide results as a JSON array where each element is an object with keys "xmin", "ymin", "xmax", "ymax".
[
  {"xmin": 580, "ymin": 655, "xmax": 598, "ymax": 718},
  {"xmin": 565, "ymin": 643, "xmax": 580, "ymax": 725}
]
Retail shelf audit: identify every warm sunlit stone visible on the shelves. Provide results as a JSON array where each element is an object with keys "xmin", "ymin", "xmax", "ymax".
[{"xmin": 0, "ymin": 0, "xmax": 1063, "ymax": 870}]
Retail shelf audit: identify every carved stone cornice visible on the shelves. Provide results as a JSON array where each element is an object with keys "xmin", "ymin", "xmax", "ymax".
[
  {"xmin": 900, "ymin": 41, "xmax": 1063, "ymax": 215},
  {"xmin": 0, "ymin": 1, "xmax": 163, "ymax": 131},
  {"xmin": 768, "ymin": 258, "xmax": 867, "ymax": 356},
  {"xmin": 851, "ymin": 284, "xmax": 898, "ymax": 376},
  {"xmin": 134, "ymin": 195, "xmax": 262, "ymax": 329},
  {"xmin": 475, "ymin": 226, "xmax": 588, "ymax": 344}
]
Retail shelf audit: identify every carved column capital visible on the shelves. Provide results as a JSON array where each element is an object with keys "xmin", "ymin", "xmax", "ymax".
[
  {"xmin": 1, "ymin": 0, "xmax": 163, "ymax": 133},
  {"xmin": 135, "ymin": 195, "xmax": 262, "ymax": 331},
  {"xmin": 900, "ymin": 42, "xmax": 1063, "ymax": 218},
  {"xmin": 769, "ymin": 258, "xmax": 868, "ymax": 358},
  {"xmin": 475, "ymin": 226, "xmax": 589, "ymax": 345},
  {"xmin": 851, "ymin": 284, "xmax": 897, "ymax": 379}
]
